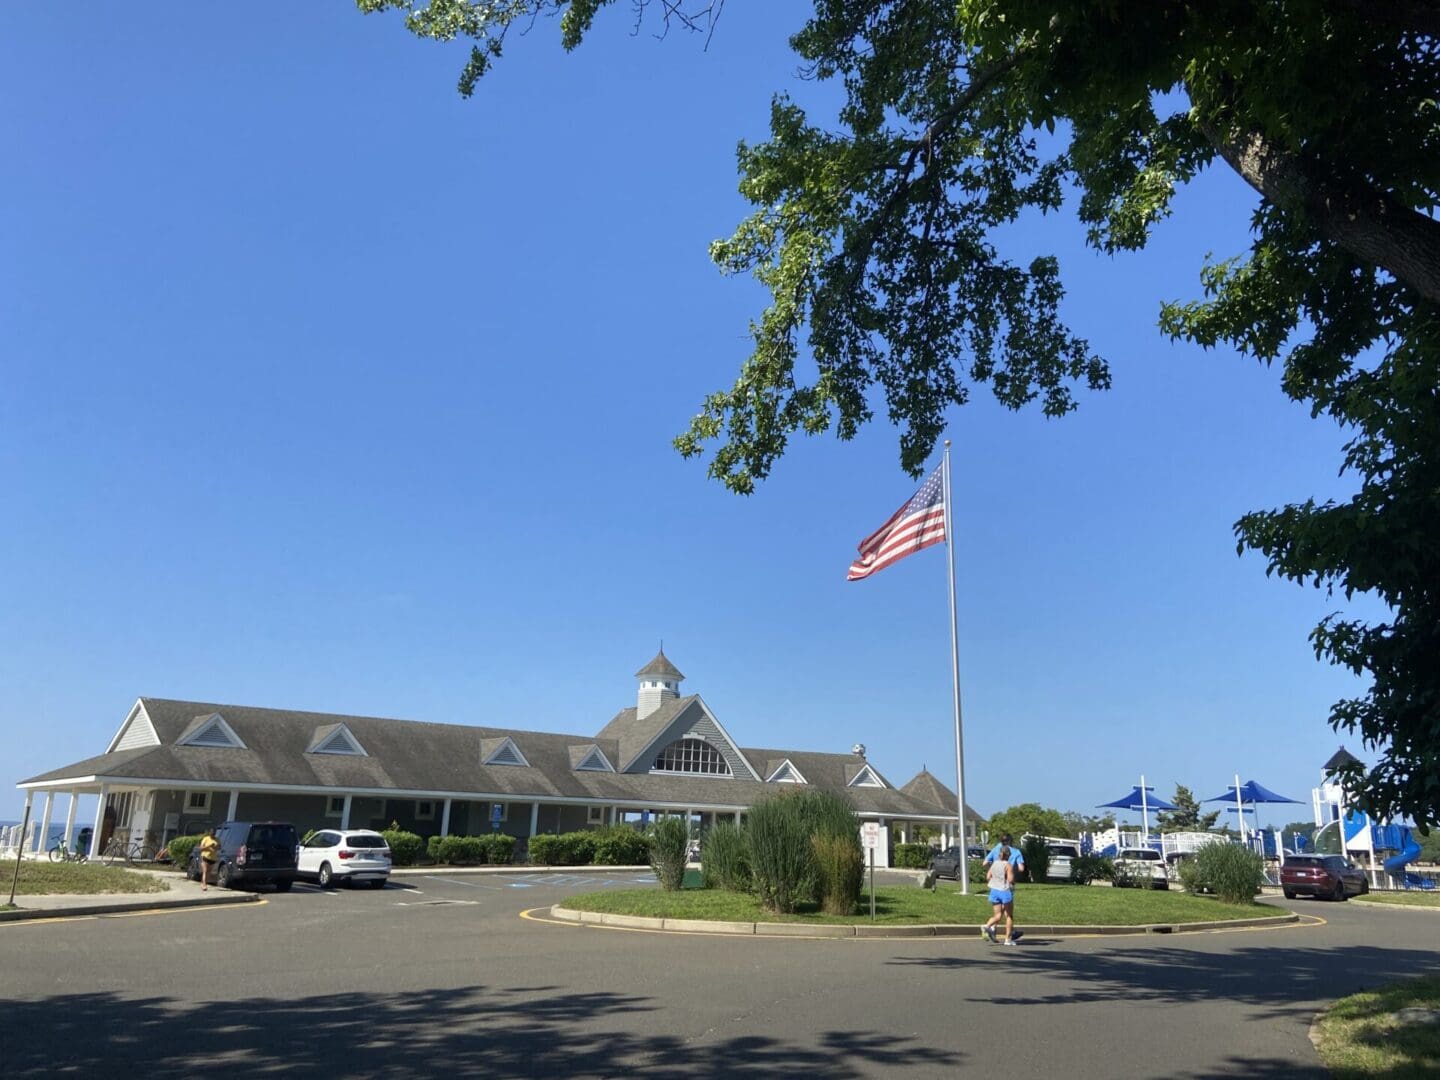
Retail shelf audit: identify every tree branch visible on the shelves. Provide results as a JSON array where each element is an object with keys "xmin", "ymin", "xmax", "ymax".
[{"xmin": 1202, "ymin": 119, "xmax": 1440, "ymax": 304}]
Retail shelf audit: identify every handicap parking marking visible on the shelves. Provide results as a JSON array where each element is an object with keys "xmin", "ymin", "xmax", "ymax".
[{"xmin": 429, "ymin": 876, "xmax": 504, "ymax": 891}]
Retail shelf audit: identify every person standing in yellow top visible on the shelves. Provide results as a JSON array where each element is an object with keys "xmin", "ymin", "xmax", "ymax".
[{"xmin": 199, "ymin": 827, "xmax": 220, "ymax": 891}]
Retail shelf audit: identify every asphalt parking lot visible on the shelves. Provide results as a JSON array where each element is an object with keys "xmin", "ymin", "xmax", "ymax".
[{"xmin": 2, "ymin": 872, "xmax": 1436, "ymax": 1078}]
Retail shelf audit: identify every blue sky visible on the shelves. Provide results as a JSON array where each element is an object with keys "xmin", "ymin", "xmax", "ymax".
[{"xmin": 0, "ymin": 4, "xmax": 1378, "ymax": 827}]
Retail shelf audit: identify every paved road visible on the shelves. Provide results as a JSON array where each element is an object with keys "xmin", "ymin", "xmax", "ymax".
[{"xmin": 1, "ymin": 873, "xmax": 1434, "ymax": 1078}]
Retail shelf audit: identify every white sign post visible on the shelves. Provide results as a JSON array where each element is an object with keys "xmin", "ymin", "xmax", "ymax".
[{"xmin": 862, "ymin": 823, "xmax": 880, "ymax": 919}]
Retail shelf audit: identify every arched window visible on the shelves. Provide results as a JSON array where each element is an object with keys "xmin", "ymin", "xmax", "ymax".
[{"xmin": 651, "ymin": 737, "xmax": 731, "ymax": 775}]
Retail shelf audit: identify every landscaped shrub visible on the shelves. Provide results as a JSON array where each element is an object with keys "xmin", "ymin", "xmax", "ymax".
[
  {"xmin": 1070, "ymin": 853, "xmax": 1114, "ymax": 885},
  {"xmin": 747, "ymin": 791, "xmax": 819, "ymax": 914},
  {"xmin": 700, "ymin": 821, "xmax": 751, "ymax": 892},
  {"xmin": 892, "ymin": 843, "xmax": 932, "ymax": 869},
  {"xmin": 437, "ymin": 835, "xmax": 486, "ymax": 865},
  {"xmin": 592, "ymin": 824, "xmax": 649, "ymax": 866},
  {"xmin": 812, "ymin": 833, "xmax": 864, "ymax": 915},
  {"xmin": 968, "ymin": 858, "xmax": 987, "ymax": 885},
  {"xmin": 166, "ymin": 835, "xmax": 200, "ymax": 870},
  {"xmin": 484, "ymin": 834, "xmax": 516, "ymax": 865},
  {"xmin": 427, "ymin": 835, "xmax": 446, "ymax": 863},
  {"xmin": 1020, "ymin": 835, "xmax": 1050, "ymax": 884},
  {"xmin": 648, "ymin": 816, "xmax": 690, "ymax": 891},
  {"xmin": 382, "ymin": 824, "xmax": 425, "ymax": 866},
  {"xmin": 527, "ymin": 831, "xmax": 596, "ymax": 866},
  {"xmin": 1184, "ymin": 842, "xmax": 1264, "ymax": 903}
]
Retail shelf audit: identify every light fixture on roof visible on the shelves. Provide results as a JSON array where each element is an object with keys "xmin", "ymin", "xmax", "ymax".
[{"xmin": 851, "ymin": 743, "xmax": 866, "ymax": 757}]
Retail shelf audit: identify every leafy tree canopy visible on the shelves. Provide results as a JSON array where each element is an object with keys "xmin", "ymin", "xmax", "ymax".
[
  {"xmin": 986, "ymin": 802, "xmax": 1072, "ymax": 840},
  {"xmin": 1157, "ymin": 784, "xmax": 1221, "ymax": 833},
  {"xmin": 1062, "ymin": 810, "xmax": 1114, "ymax": 836},
  {"xmin": 359, "ymin": 0, "xmax": 1440, "ymax": 828}
]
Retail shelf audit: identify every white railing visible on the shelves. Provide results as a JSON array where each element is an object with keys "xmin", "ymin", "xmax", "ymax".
[{"xmin": 0, "ymin": 822, "xmax": 38, "ymax": 858}]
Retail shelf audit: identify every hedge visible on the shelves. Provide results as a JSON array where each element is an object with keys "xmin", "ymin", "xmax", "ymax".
[
  {"xmin": 892, "ymin": 843, "xmax": 932, "ymax": 869},
  {"xmin": 166, "ymin": 835, "xmax": 201, "ymax": 870},
  {"xmin": 382, "ymin": 825, "xmax": 425, "ymax": 866},
  {"xmin": 592, "ymin": 825, "xmax": 648, "ymax": 866},
  {"xmin": 527, "ymin": 831, "xmax": 597, "ymax": 866}
]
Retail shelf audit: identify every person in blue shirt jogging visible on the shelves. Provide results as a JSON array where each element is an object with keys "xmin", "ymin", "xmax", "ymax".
[{"xmin": 983, "ymin": 834, "xmax": 1026, "ymax": 944}]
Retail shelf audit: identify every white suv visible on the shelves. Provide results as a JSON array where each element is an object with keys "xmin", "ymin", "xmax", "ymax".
[
  {"xmin": 1113, "ymin": 847, "xmax": 1169, "ymax": 890},
  {"xmin": 297, "ymin": 829, "xmax": 391, "ymax": 889}
]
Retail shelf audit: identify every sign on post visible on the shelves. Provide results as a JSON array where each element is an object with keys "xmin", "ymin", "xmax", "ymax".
[
  {"xmin": 491, "ymin": 803, "xmax": 504, "ymax": 831},
  {"xmin": 861, "ymin": 822, "xmax": 880, "ymax": 920}
]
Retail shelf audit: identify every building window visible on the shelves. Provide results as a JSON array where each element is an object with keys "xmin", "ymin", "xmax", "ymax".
[
  {"xmin": 587, "ymin": 806, "xmax": 605, "ymax": 825},
  {"xmin": 325, "ymin": 796, "xmax": 346, "ymax": 818},
  {"xmin": 185, "ymin": 791, "xmax": 212, "ymax": 813},
  {"xmin": 416, "ymin": 800, "xmax": 435, "ymax": 820},
  {"xmin": 651, "ymin": 737, "xmax": 731, "ymax": 776}
]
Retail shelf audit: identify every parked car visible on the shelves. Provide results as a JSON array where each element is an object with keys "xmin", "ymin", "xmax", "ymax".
[
  {"xmin": 296, "ymin": 829, "xmax": 391, "ymax": 889},
  {"xmin": 928, "ymin": 845, "xmax": 968, "ymax": 880},
  {"xmin": 187, "ymin": 821, "xmax": 299, "ymax": 891},
  {"xmin": 1281, "ymin": 854, "xmax": 1369, "ymax": 901},
  {"xmin": 1113, "ymin": 847, "xmax": 1169, "ymax": 889},
  {"xmin": 1045, "ymin": 842, "xmax": 1081, "ymax": 883},
  {"xmin": 966, "ymin": 845, "xmax": 985, "ymax": 859}
]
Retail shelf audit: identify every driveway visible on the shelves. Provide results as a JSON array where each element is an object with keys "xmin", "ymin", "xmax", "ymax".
[{"xmin": 0, "ymin": 872, "xmax": 1432, "ymax": 1077}]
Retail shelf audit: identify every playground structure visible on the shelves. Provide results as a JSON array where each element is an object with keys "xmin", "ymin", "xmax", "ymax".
[{"xmin": 1309, "ymin": 747, "xmax": 1432, "ymax": 890}]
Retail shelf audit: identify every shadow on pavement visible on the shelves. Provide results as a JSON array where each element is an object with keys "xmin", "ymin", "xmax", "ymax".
[
  {"xmin": 4, "ymin": 984, "xmax": 958, "ymax": 1077},
  {"xmin": 889, "ymin": 942, "xmax": 1436, "ymax": 1026}
]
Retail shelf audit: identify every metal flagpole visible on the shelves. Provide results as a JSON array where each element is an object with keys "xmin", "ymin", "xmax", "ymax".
[{"xmin": 942, "ymin": 441, "xmax": 971, "ymax": 895}]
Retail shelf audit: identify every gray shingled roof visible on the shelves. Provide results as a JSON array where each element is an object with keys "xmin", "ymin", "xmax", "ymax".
[
  {"xmin": 634, "ymin": 651, "xmax": 684, "ymax": 680},
  {"xmin": 899, "ymin": 768, "xmax": 984, "ymax": 822},
  {"xmin": 19, "ymin": 698, "xmax": 957, "ymax": 820},
  {"xmin": 593, "ymin": 696, "xmax": 694, "ymax": 773}
]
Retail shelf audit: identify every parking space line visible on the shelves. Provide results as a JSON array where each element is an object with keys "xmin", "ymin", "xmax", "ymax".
[{"xmin": 428, "ymin": 876, "xmax": 504, "ymax": 891}]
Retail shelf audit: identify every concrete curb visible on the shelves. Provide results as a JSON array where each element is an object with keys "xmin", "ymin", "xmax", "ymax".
[
  {"xmin": 0, "ymin": 892, "xmax": 259, "ymax": 923},
  {"xmin": 1349, "ymin": 897, "xmax": 1440, "ymax": 912},
  {"xmin": 547, "ymin": 905, "xmax": 1298, "ymax": 938}
]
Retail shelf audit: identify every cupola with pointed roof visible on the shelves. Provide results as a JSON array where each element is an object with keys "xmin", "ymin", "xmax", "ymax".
[{"xmin": 635, "ymin": 649, "xmax": 684, "ymax": 720}]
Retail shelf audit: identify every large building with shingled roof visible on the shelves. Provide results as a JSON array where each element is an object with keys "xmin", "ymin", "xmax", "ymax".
[{"xmin": 16, "ymin": 651, "xmax": 982, "ymax": 866}]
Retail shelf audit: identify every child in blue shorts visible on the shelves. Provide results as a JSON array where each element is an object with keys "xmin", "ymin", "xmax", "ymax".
[{"xmin": 982, "ymin": 844, "xmax": 1016, "ymax": 944}]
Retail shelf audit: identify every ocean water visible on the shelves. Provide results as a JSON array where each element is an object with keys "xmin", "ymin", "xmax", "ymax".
[{"xmin": 0, "ymin": 821, "xmax": 95, "ymax": 851}]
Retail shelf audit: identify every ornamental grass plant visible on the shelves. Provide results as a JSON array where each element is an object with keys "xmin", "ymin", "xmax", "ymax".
[
  {"xmin": 700, "ymin": 821, "xmax": 751, "ymax": 892},
  {"xmin": 648, "ymin": 816, "xmax": 690, "ymax": 891},
  {"xmin": 812, "ymin": 833, "xmax": 864, "ymax": 915},
  {"xmin": 1181, "ymin": 841, "xmax": 1265, "ymax": 903}
]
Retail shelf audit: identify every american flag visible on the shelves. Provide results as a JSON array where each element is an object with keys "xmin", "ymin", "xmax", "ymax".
[{"xmin": 847, "ymin": 466, "xmax": 947, "ymax": 581}]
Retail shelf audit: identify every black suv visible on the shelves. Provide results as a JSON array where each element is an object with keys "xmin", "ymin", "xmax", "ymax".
[{"xmin": 187, "ymin": 821, "xmax": 299, "ymax": 891}]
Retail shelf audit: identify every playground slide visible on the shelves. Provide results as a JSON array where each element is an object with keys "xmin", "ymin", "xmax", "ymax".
[{"xmin": 1383, "ymin": 831, "xmax": 1422, "ymax": 875}]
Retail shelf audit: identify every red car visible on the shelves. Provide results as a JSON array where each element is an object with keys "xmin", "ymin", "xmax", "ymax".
[{"xmin": 1281, "ymin": 854, "xmax": 1369, "ymax": 901}]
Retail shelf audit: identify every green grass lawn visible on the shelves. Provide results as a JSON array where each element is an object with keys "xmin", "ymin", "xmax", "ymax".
[
  {"xmin": 0, "ymin": 861, "xmax": 168, "ymax": 895},
  {"xmin": 561, "ymin": 882, "xmax": 1276, "ymax": 925},
  {"xmin": 1356, "ymin": 891, "xmax": 1440, "ymax": 908},
  {"xmin": 1314, "ymin": 975, "xmax": 1440, "ymax": 1077}
]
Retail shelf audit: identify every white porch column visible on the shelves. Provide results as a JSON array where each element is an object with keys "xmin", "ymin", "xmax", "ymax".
[
  {"xmin": 88, "ymin": 786, "xmax": 107, "ymax": 858},
  {"xmin": 340, "ymin": 795, "xmax": 353, "ymax": 831},
  {"xmin": 62, "ymin": 790, "xmax": 79, "ymax": 850},
  {"xmin": 529, "ymin": 802, "xmax": 540, "ymax": 837},
  {"xmin": 609, "ymin": 806, "xmax": 617, "ymax": 825},
  {"xmin": 37, "ymin": 792, "xmax": 55, "ymax": 856},
  {"xmin": 735, "ymin": 810, "xmax": 742, "ymax": 825},
  {"xmin": 19, "ymin": 791, "xmax": 34, "ymax": 855},
  {"xmin": 440, "ymin": 799, "xmax": 452, "ymax": 837},
  {"xmin": 226, "ymin": 790, "xmax": 240, "ymax": 821}
]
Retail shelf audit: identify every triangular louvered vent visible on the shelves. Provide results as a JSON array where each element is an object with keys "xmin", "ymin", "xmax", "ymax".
[
  {"xmin": 768, "ymin": 760, "xmax": 806, "ymax": 784},
  {"xmin": 848, "ymin": 764, "xmax": 885, "ymax": 788},
  {"xmin": 180, "ymin": 714, "xmax": 245, "ymax": 749},
  {"xmin": 311, "ymin": 725, "xmax": 366, "ymax": 756},
  {"xmin": 484, "ymin": 737, "xmax": 529, "ymax": 767},
  {"xmin": 575, "ymin": 746, "xmax": 613, "ymax": 772}
]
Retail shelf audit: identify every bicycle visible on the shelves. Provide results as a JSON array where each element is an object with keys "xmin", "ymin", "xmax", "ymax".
[
  {"xmin": 47, "ymin": 842, "xmax": 88, "ymax": 864},
  {"xmin": 98, "ymin": 837, "xmax": 159, "ymax": 866}
]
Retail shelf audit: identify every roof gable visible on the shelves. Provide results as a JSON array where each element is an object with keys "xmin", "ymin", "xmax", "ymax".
[
  {"xmin": 307, "ymin": 723, "xmax": 367, "ymax": 756},
  {"xmin": 766, "ymin": 759, "xmax": 808, "ymax": 784},
  {"xmin": 107, "ymin": 700, "xmax": 160, "ymax": 753},
  {"xmin": 571, "ymin": 744, "xmax": 615, "ymax": 773},
  {"xmin": 176, "ymin": 713, "xmax": 247, "ymax": 750},
  {"xmin": 621, "ymin": 696, "xmax": 760, "ymax": 780},
  {"xmin": 847, "ymin": 763, "xmax": 886, "ymax": 789},
  {"xmin": 481, "ymin": 736, "xmax": 529, "ymax": 768}
]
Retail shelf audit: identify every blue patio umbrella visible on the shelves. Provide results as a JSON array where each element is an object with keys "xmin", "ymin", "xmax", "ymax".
[
  {"xmin": 1097, "ymin": 775, "xmax": 1178, "ymax": 840},
  {"xmin": 1205, "ymin": 777, "xmax": 1300, "ymax": 841}
]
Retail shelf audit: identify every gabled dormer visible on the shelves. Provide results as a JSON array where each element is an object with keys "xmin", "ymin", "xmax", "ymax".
[
  {"xmin": 307, "ymin": 723, "xmax": 367, "ymax": 756},
  {"xmin": 571, "ymin": 744, "xmax": 615, "ymax": 773},
  {"xmin": 481, "ymin": 736, "xmax": 529, "ymax": 767},
  {"xmin": 847, "ymin": 763, "xmax": 886, "ymax": 788},
  {"xmin": 766, "ymin": 759, "xmax": 808, "ymax": 784},
  {"xmin": 176, "ymin": 712, "xmax": 247, "ymax": 750}
]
